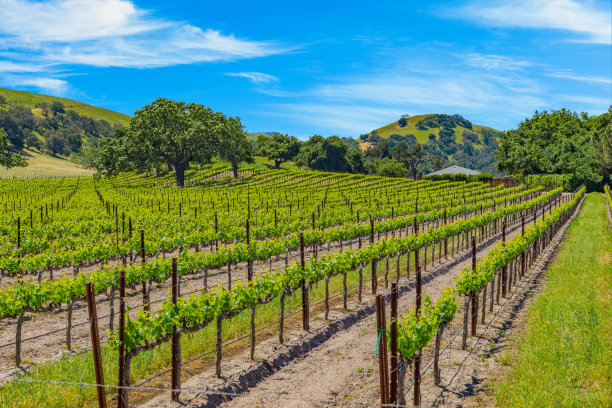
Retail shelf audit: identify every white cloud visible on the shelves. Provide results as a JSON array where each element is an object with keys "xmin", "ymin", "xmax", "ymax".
[
  {"xmin": 262, "ymin": 61, "xmax": 549, "ymax": 135},
  {"xmin": 0, "ymin": 60, "xmax": 45, "ymax": 73},
  {"xmin": 461, "ymin": 53, "xmax": 535, "ymax": 70},
  {"xmin": 0, "ymin": 0, "xmax": 162, "ymax": 42},
  {"xmin": 7, "ymin": 77, "xmax": 69, "ymax": 94},
  {"xmin": 264, "ymin": 104, "xmax": 405, "ymax": 136},
  {"xmin": 0, "ymin": 0, "xmax": 288, "ymax": 71},
  {"xmin": 453, "ymin": 0, "xmax": 611, "ymax": 44},
  {"xmin": 547, "ymin": 71, "xmax": 612, "ymax": 85},
  {"xmin": 558, "ymin": 94, "xmax": 611, "ymax": 106},
  {"xmin": 225, "ymin": 72, "xmax": 279, "ymax": 84}
]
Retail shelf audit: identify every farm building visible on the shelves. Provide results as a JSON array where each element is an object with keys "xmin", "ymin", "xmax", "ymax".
[{"xmin": 427, "ymin": 165, "xmax": 481, "ymax": 176}]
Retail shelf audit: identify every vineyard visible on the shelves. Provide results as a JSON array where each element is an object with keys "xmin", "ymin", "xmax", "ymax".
[{"xmin": 0, "ymin": 166, "xmax": 592, "ymax": 407}]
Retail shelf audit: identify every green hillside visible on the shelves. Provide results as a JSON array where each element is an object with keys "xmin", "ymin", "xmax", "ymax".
[
  {"xmin": 370, "ymin": 114, "xmax": 500, "ymax": 145},
  {"xmin": 0, "ymin": 88, "xmax": 131, "ymax": 127},
  {"xmin": 0, "ymin": 148, "xmax": 94, "ymax": 178},
  {"xmin": 363, "ymin": 114, "xmax": 503, "ymax": 174}
]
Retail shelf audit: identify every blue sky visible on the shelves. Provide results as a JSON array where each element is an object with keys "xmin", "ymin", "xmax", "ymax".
[{"xmin": 0, "ymin": 0, "xmax": 610, "ymax": 138}]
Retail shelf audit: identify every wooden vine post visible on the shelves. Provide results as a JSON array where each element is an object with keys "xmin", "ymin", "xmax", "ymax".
[
  {"xmin": 300, "ymin": 232, "xmax": 310, "ymax": 331},
  {"xmin": 414, "ymin": 265, "xmax": 423, "ymax": 407},
  {"xmin": 171, "ymin": 258, "xmax": 181, "ymax": 401},
  {"xmin": 140, "ymin": 231, "xmax": 149, "ymax": 312},
  {"xmin": 501, "ymin": 221, "xmax": 507, "ymax": 298},
  {"xmin": 471, "ymin": 237, "xmax": 478, "ymax": 336},
  {"xmin": 371, "ymin": 218, "xmax": 377, "ymax": 294},
  {"xmin": 117, "ymin": 269, "xmax": 127, "ymax": 408},
  {"xmin": 247, "ymin": 218, "xmax": 256, "ymax": 360},
  {"xmin": 85, "ymin": 282, "xmax": 107, "ymax": 408},
  {"xmin": 389, "ymin": 283, "xmax": 399, "ymax": 404},
  {"xmin": 521, "ymin": 216, "xmax": 526, "ymax": 278},
  {"xmin": 375, "ymin": 295, "xmax": 390, "ymax": 406}
]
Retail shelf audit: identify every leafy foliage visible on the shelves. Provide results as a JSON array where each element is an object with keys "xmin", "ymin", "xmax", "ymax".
[
  {"xmin": 495, "ymin": 108, "xmax": 609, "ymax": 190},
  {"xmin": 258, "ymin": 133, "xmax": 301, "ymax": 168},
  {"xmin": 98, "ymin": 98, "xmax": 252, "ymax": 186},
  {"xmin": 0, "ymin": 128, "xmax": 27, "ymax": 169}
]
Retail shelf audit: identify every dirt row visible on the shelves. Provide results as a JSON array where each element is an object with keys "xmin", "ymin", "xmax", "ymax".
[{"xmin": 131, "ymin": 196, "xmax": 570, "ymax": 408}]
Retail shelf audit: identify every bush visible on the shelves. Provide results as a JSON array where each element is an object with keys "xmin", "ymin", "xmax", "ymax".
[{"xmin": 516, "ymin": 174, "xmax": 574, "ymax": 191}]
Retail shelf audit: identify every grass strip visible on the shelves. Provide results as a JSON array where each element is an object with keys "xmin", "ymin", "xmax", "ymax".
[{"xmin": 495, "ymin": 193, "xmax": 612, "ymax": 407}]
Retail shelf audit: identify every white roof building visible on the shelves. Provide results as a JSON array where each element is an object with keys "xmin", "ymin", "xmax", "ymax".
[{"xmin": 427, "ymin": 165, "xmax": 481, "ymax": 176}]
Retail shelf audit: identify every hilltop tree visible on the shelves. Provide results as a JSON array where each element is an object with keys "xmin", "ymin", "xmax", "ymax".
[
  {"xmin": 45, "ymin": 131, "xmax": 68, "ymax": 156},
  {"xmin": 397, "ymin": 114, "xmax": 410, "ymax": 127},
  {"xmin": 24, "ymin": 132, "xmax": 42, "ymax": 150},
  {"xmin": 261, "ymin": 133, "xmax": 300, "ymax": 169},
  {"xmin": 0, "ymin": 128, "xmax": 27, "ymax": 169},
  {"xmin": 51, "ymin": 101, "xmax": 65, "ymax": 115}
]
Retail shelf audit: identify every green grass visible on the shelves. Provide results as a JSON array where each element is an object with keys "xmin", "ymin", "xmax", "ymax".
[
  {"xmin": 0, "ymin": 244, "xmax": 436, "ymax": 407},
  {"xmin": 495, "ymin": 193, "xmax": 612, "ymax": 407},
  {"xmin": 0, "ymin": 148, "xmax": 95, "ymax": 179},
  {"xmin": 371, "ymin": 113, "xmax": 500, "ymax": 145},
  {"xmin": 0, "ymin": 88, "xmax": 131, "ymax": 127}
]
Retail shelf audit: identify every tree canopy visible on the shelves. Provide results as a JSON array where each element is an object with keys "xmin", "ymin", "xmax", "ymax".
[
  {"xmin": 97, "ymin": 98, "xmax": 252, "ymax": 186},
  {"xmin": 495, "ymin": 108, "xmax": 609, "ymax": 190},
  {"xmin": 591, "ymin": 107, "xmax": 612, "ymax": 177},
  {"xmin": 294, "ymin": 135, "xmax": 349, "ymax": 172},
  {"xmin": 259, "ymin": 133, "xmax": 300, "ymax": 168},
  {"xmin": 0, "ymin": 129, "xmax": 27, "ymax": 169}
]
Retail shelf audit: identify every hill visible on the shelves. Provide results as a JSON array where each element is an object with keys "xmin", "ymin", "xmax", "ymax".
[
  {"xmin": 367, "ymin": 113, "xmax": 501, "ymax": 145},
  {"xmin": 0, "ymin": 88, "xmax": 131, "ymax": 127},
  {"xmin": 0, "ymin": 148, "xmax": 94, "ymax": 178},
  {"xmin": 362, "ymin": 113, "xmax": 503, "ymax": 174}
]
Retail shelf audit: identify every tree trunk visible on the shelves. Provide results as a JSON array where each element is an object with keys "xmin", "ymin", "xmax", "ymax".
[
  {"xmin": 410, "ymin": 161, "xmax": 417, "ymax": 180},
  {"xmin": 175, "ymin": 163, "xmax": 185, "ymax": 187},
  {"xmin": 232, "ymin": 163, "xmax": 239, "ymax": 178},
  {"xmin": 274, "ymin": 159, "xmax": 281, "ymax": 169}
]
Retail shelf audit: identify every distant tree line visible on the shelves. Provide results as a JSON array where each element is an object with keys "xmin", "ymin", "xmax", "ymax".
[
  {"xmin": 496, "ymin": 107, "xmax": 611, "ymax": 191},
  {"xmin": 255, "ymin": 132, "xmax": 447, "ymax": 179}
]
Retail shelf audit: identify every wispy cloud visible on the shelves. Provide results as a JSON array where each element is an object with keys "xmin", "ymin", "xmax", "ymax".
[
  {"xmin": 461, "ymin": 53, "xmax": 535, "ymax": 70},
  {"xmin": 263, "ymin": 104, "xmax": 405, "ymax": 136},
  {"xmin": 225, "ymin": 72, "xmax": 279, "ymax": 84},
  {"xmin": 260, "ymin": 49, "xmax": 609, "ymax": 136},
  {"xmin": 0, "ymin": 0, "xmax": 289, "ymax": 93},
  {"xmin": 0, "ymin": 60, "xmax": 46, "ymax": 73},
  {"xmin": 558, "ymin": 94, "xmax": 611, "ymax": 106},
  {"xmin": 5, "ymin": 77, "xmax": 70, "ymax": 94},
  {"xmin": 451, "ymin": 0, "xmax": 611, "ymax": 44},
  {"xmin": 547, "ymin": 71, "xmax": 612, "ymax": 85},
  {"xmin": 263, "ymin": 59, "xmax": 548, "ymax": 135}
]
